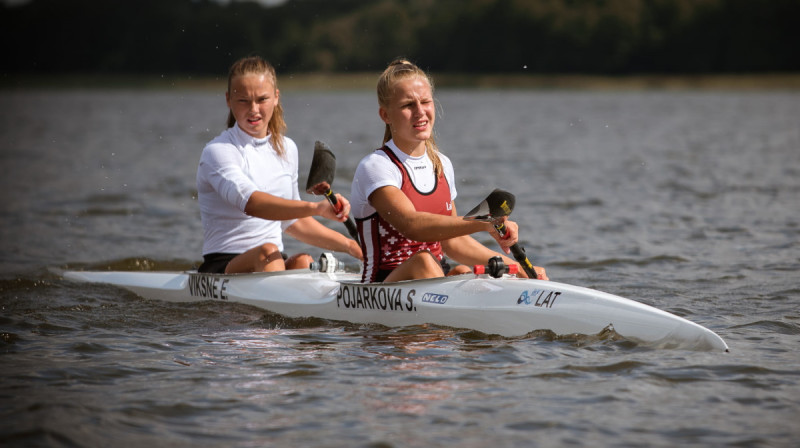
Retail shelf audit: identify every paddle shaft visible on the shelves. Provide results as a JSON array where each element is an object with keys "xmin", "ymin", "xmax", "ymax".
[
  {"xmin": 494, "ymin": 221, "xmax": 537, "ymax": 279},
  {"xmin": 323, "ymin": 189, "xmax": 360, "ymax": 244}
]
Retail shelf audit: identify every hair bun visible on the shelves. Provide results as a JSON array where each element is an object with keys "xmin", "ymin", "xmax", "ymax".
[{"xmin": 389, "ymin": 58, "xmax": 415, "ymax": 67}]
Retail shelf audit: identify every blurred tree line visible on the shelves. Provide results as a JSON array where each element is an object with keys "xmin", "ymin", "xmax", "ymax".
[{"xmin": 1, "ymin": 0, "xmax": 797, "ymax": 76}]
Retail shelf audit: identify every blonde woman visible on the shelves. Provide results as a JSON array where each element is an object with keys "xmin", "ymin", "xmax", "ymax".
[
  {"xmin": 197, "ymin": 56, "xmax": 361, "ymax": 273},
  {"xmin": 350, "ymin": 59, "xmax": 547, "ymax": 283}
]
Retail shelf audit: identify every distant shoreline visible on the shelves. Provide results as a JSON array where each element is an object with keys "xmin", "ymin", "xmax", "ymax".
[{"xmin": 2, "ymin": 72, "xmax": 799, "ymax": 91}]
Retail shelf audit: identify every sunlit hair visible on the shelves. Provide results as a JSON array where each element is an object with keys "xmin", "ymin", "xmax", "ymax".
[
  {"xmin": 377, "ymin": 58, "xmax": 443, "ymax": 176},
  {"xmin": 226, "ymin": 56, "xmax": 287, "ymax": 156}
]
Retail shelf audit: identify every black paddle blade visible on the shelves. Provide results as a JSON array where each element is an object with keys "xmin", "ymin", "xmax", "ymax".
[
  {"xmin": 464, "ymin": 189, "xmax": 516, "ymax": 221},
  {"xmin": 305, "ymin": 141, "xmax": 337, "ymax": 195}
]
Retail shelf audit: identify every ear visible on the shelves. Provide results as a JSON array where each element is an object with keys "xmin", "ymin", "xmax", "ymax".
[
  {"xmin": 379, "ymin": 106, "xmax": 390, "ymax": 124},
  {"xmin": 274, "ymin": 88, "xmax": 280, "ymax": 105}
]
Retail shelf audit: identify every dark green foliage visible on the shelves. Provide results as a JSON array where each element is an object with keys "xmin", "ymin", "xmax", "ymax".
[{"xmin": 1, "ymin": 0, "xmax": 797, "ymax": 75}]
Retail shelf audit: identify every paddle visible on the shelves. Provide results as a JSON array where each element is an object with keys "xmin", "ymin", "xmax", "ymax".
[
  {"xmin": 464, "ymin": 189, "xmax": 538, "ymax": 279},
  {"xmin": 305, "ymin": 141, "xmax": 360, "ymax": 245}
]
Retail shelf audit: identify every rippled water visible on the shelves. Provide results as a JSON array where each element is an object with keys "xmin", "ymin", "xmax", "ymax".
[{"xmin": 1, "ymin": 87, "xmax": 798, "ymax": 447}]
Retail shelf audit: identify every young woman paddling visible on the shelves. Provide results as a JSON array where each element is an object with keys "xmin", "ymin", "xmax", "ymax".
[
  {"xmin": 196, "ymin": 56, "xmax": 362, "ymax": 273},
  {"xmin": 350, "ymin": 59, "xmax": 548, "ymax": 283}
]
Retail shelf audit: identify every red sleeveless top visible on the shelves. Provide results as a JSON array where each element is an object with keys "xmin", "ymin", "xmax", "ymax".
[{"xmin": 357, "ymin": 147, "xmax": 453, "ymax": 283}]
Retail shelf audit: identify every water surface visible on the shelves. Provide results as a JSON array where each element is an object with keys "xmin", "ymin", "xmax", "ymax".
[{"xmin": 1, "ymin": 88, "xmax": 798, "ymax": 447}]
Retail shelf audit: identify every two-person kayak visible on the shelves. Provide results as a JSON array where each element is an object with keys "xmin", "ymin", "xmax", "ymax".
[{"xmin": 62, "ymin": 258, "xmax": 728, "ymax": 351}]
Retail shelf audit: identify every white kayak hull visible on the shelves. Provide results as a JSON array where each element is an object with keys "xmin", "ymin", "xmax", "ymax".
[{"xmin": 62, "ymin": 269, "xmax": 728, "ymax": 351}]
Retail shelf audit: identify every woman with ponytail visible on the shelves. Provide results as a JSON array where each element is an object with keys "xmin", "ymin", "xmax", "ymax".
[
  {"xmin": 350, "ymin": 59, "xmax": 547, "ymax": 283},
  {"xmin": 196, "ymin": 56, "xmax": 361, "ymax": 274}
]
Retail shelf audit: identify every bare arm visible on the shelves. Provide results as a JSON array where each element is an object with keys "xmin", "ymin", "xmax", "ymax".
[
  {"xmin": 439, "ymin": 205, "xmax": 530, "ymax": 278},
  {"xmin": 285, "ymin": 217, "xmax": 363, "ymax": 260},
  {"xmin": 369, "ymin": 186, "xmax": 519, "ymax": 251},
  {"xmin": 244, "ymin": 191, "xmax": 350, "ymax": 223}
]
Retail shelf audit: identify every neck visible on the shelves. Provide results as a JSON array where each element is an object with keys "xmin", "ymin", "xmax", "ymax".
[{"xmin": 392, "ymin": 138, "xmax": 426, "ymax": 157}]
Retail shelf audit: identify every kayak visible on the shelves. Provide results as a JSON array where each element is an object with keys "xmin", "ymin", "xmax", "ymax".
[{"xmin": 62, "ymin": 261, "xmax": 728, "ymax": 351}]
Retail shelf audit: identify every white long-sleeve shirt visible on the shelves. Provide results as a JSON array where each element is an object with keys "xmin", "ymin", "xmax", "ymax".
[{"xmin": 196, "ymin": 124, "xmax": 299, "ymax": 255}]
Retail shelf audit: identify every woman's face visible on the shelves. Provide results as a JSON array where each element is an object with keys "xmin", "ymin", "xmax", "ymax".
[
  {"xmin": 226, "ymin": 73, "xmax": 279, "ymax": 139},
  {"xmin": 379, "ymin": 77, "xmax": 435, "ymax": 155}
]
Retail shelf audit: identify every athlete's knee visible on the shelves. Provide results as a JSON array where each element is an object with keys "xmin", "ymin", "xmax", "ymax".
[
  {"xmin": 285, "ymin": 253, "xmax": 313, "ymax": 270},
  {"xmin": 412, "ymin": 251, "xmax": 444, "ymax": 276},
  {"xmin": 257, "ymin": 243, "xmax": 282, "ymax": 263},
  {"xmin": 447, "ymin": 264, "xmax": 472, "ymax": 276}
]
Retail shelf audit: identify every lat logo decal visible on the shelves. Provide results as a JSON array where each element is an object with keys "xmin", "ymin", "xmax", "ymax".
[{"xmin": 517, "ymin": 289, "xmax": 561, "ymax": 308}]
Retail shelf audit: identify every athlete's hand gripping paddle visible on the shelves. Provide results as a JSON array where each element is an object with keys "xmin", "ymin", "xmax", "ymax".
[
  {"xmin": 464, "ymin": 189, "xmax": 538, "ymax": 279},
  {"xmin": 305, "ymin": 141, "xmax": 360, "ymax": 245}
]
